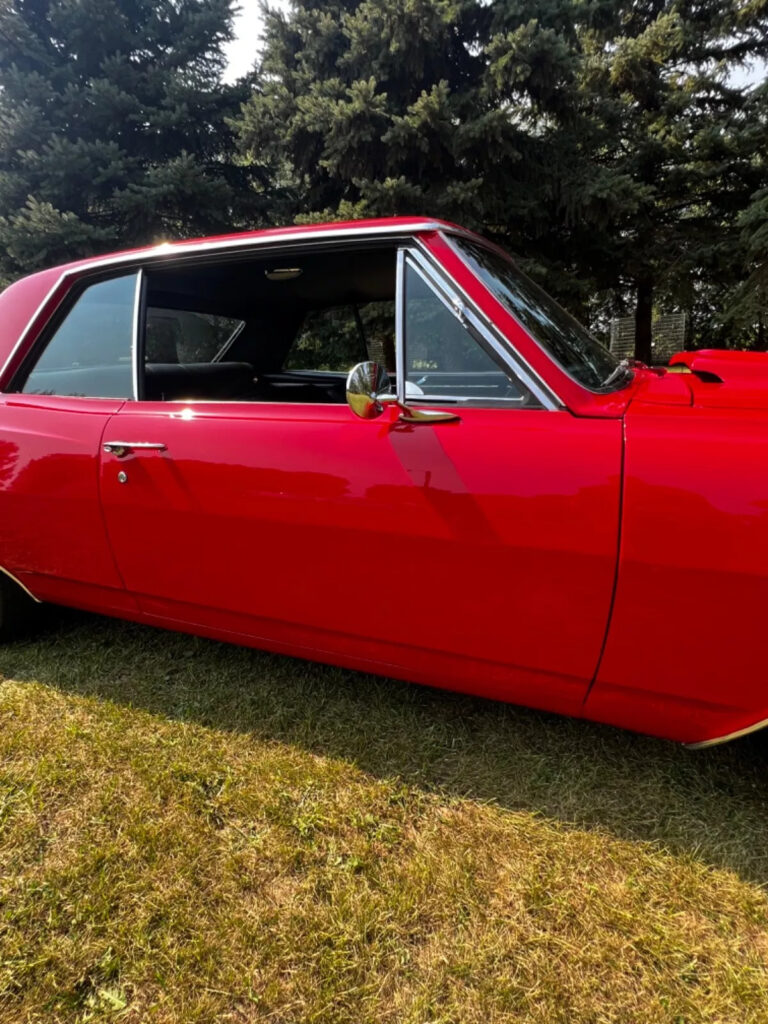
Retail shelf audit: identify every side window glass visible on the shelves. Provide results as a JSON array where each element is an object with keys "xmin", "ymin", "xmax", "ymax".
[
  {"xmin": 145, "ymin": 308, "xmax": 244, "ymax": 364},
  {"xmin": 404, "ymin": 262, "xmax": 536, "ymax": 405},
  {"xmin": 22, "ymin": 273, "xmax": 138, "ymax": 398},
  {"xmin": 284, "ymin": 301, "xmax": 396, "ymax": 374},
  {"xmin": 284, "ymin": 306, "xmax": 363, "ymax": 372}
]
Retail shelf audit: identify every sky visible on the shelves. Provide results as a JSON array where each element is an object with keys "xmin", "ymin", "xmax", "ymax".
[{"xmin": 224, "ymin": 1, "xmax": 290, "ymax": 82}]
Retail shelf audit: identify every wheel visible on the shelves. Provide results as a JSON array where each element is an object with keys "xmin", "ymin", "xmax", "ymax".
[{"xmin": 0, "ymin": 573, "xmax": 39, "ymax": 641}]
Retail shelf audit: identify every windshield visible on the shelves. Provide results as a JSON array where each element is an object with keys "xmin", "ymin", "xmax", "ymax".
[{"xmin": 453, "ymin": 238, "xmax": 631, "ymax": 392}]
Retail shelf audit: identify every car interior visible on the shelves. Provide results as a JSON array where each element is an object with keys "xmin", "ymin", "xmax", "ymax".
[
  {"xmin": 142, "ymin": 245, "xmax": 398, "ymax": 404},
  {"xmin": 17, "ymin": 242, "xmax": 534, "ymax": 406}
]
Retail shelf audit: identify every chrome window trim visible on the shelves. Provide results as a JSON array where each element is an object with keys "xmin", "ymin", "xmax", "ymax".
[
  {"xmin": 439, "ymin": 230, "xmax": 622, "ymax": 398},
  {"xmin": 1, "ymin": 224, "xmax": 457, "ymax": 390},
  {"xmin": 11, "ymin": 268, "xmax": 141, "ymax": 401},
  {"xmin": 395, "ymin": 249, "xmax": 406, "ymax": 404},
  {"xmin": 402, "ymin": 246, "xmax": 560, "ymax": 411},
  {"xmin": 434, "ymin": 232, "xmax": 569, "ymax": 408},
  {"xmin": 131, "ymin": 269, "xmax": 144, "ymax": 401},
  {"xmin": 2, "ymin": 222, "xmax": 556, "ymax": 408},
  {"xmin": 404, "ymin": 394, "xmax": 530, "ymax": 406}
]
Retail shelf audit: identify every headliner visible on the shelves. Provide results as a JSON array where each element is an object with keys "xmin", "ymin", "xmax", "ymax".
[{"xmin": 145, "ymin": 245, "xmax": 397, "ymax": 319}]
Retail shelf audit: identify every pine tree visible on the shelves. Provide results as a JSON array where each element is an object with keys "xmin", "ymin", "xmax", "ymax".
[
  {"xmin": 236, "ymin": 0, "xmax": 768, "ymax": 358},
  {"xmin": 235, "ymin": 0, "xmax": 610, "ymax": 315},
  {"xmin": 235, "ymin": 0, "xmax": 494, "ymax": 226},
  {"xmin": 722, "ymin": 82, "xmax": 768, "ymax": 349},
  {"xmin": 570, "ymin": 1, "xmax": 768, "ymax": 359},
  {"xmin": 0, "ymin": 0, "xmax": 254, "ymax": 283}
]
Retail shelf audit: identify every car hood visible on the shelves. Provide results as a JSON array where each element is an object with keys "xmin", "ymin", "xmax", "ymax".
[
  {"xmin": 665, "ymin": 350, "xmax": 768, "ymax": 410},
  {"xmin": 669, "ymin": 349, "xmax": 768, "ymax": 380}
]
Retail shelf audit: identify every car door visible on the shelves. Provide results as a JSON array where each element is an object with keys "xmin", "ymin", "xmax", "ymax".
[
  {"xmin": 98, "ymin": 246, "xmax": 621, "ymax": 716},
  {"xmin": 0, "ymin": 271, "xmax": 142, "ymax": 614}
]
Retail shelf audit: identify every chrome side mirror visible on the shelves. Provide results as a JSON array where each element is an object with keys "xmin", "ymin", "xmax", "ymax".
[
  {"xmin": 346, "ymin": 361, "xmax": 462, "ymax": 425},
  {"xmin": 346, "ymin": 362, "xmax": 391, "ymax": 420}
]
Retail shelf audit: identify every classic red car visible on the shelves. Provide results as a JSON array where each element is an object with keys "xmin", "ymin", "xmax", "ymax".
[{"xmin": 0, "ymin": 217, "xmax": 765, "ymax": 747}]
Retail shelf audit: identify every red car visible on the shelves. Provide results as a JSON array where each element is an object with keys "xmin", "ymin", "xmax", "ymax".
[{"xmin": 0, "ymin": 217, "xmax": 765, "ymax": 747}]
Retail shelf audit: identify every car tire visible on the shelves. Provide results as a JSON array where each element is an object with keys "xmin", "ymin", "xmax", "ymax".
[{"xmin": 0, "ymin": 573, "xmax": 39, "ymax": 641}]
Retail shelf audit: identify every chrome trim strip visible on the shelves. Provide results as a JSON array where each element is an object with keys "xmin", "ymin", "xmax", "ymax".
[
  {"xmin": 404, "ymin": 394, "xmax": 529, "ymax": 405},
  {"xmin": 0, "ymin": 223, "xmax": 457, "ymax": 392},
  {"xmin": 404, "ymin": 247, "xmax": 560, "ymax": 411},
  {"xmin": 686, "ymin": 717, "xmax": 768, "ymax": 749},
  {"xmin": 435, "ymin": 232, "xmax": 565, "ymax": 409},
  {"xmin": 0, "ymin": 566, "xmax": 42, "ymax": 603},
  {"xmin": 395, "ymin": 249, "xmax": 406, "ymax": 405},
  {"xmin": 131, "ymin": 269, "xmax": 144, "ymax": 401},
  {"xmin": 61, "ymin": 222, "xmax": 454, "ymax": 277}
]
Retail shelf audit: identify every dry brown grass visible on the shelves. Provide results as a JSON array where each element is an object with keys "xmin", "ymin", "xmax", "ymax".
[{"xmin": 1, "ymin": 609, "xmax": 767, "ymax": 1022}]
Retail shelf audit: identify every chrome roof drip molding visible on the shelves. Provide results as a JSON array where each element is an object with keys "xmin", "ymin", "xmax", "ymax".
[{"xmin": 52, "ymin": 221, "xmax": 478, "ymax": 281}]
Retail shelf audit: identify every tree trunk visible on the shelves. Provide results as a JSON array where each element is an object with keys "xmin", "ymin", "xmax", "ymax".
[{"xmin": 634, "ymin": 276, "xmax": 653, "ymax": 364}]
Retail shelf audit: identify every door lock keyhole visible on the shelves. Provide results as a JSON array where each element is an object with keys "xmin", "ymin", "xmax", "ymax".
[{"xmin": 117, "ymin": 471, "xmax": 128, "ymax": 485}]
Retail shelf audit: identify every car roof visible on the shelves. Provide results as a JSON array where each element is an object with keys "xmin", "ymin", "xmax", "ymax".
[
  {"xmin": 0, "ymin": 217, "xmax": 483, "ymax": 390},
  {"xmin": 45, "ymin": 217, "xmax": 480, "ymax": 279}
]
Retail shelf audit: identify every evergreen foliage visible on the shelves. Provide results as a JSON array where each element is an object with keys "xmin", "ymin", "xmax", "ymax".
[
  {"xmin": 726, "ymin": 85, "xmax": 768, "ymax": 348},
  {"xmin": 0, "ymin": 0, "xmax": 253, "ymax": 284},
  {"xmin": 234, "ymin": 0, "xmax": 768, "ymax": 354},
  {"xmin": 0, "ymin": 0, "xmax": 765, "ymax": 352},
  {"xmin": 573, "ymin": 1, "xmax": 768, "ymax": 356}
]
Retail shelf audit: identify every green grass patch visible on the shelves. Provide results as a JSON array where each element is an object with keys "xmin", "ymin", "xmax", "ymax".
[{"xmin": 0, "ymin": 609, "xmax": 767, "ymax": 1022}]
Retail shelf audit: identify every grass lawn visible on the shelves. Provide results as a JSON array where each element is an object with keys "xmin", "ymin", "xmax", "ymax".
[{"xmin": 1, "ymin": 610, "xmax": 767, "ymax": 1022}]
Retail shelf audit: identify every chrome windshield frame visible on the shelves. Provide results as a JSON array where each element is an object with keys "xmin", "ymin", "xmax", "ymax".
[
  {"xmin": 439, "ymin": 230, "xmax": 630, "ymax": 397},
  {"xmin": 403, "ymin": 242, "xmax": 562, "ymax": 411}
]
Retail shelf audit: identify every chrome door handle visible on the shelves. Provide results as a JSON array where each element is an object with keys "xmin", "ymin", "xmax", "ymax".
[{"xmin": 103, "ymin": 442, "xmax": 167, "ymax": 458}]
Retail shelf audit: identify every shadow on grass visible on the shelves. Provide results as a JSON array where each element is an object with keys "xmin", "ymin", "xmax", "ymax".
[{"xmin": 2, "ymin": 608, "xmax": 768, "ymax": 886}]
